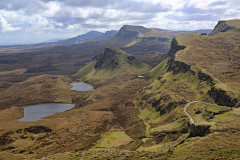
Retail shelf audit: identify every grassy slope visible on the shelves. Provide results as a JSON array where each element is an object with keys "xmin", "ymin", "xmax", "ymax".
[
  {"xmin": 0, "ymin": 26, "xmax": 181, "ymax": 87},
  {"xmin": 0, "ymin": 71, "xmax": 153, "ymax": 159},
  {"xmin": 73, "ymin": 46, "xmax": 150, "ymax": 80},
  {"xmin": 127, "ymin": 22, "xmax": 240, "ymax": 154},
  {"xmin": 175, "ymin": 32, "xmax": 240, "ymax": 94},
  {"xmin": 2, "ymin": 22, "xmax": 240, "ymax": 159}
]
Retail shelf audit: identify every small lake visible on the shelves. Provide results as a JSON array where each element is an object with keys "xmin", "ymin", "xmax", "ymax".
[
  {"xmin": 70, "ymin": 82, "xmax": 94, "ymax": 91},
  {"xmin": 18, "ymin": 103, "xmax": 75, "ymax": 121}
]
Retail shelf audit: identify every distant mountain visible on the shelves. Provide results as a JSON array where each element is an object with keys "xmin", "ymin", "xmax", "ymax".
[
  {"xmin": 174, "ymin": 29, "xmax": 213, "ymax": 35},
  {"xmin": 93, "ymin": 30, "xmax": 118, "ymax": 41},
  {"xmin": 42, "ymin": 38, "xmax": 64, "ymax": 43},
  {"xmin": 0, "ymin": 25, "xmax": 185, "ymax": 84},
  {"xmin": 73, "ymin": 46, "xmax": 149, "ymax": 80},
  {"xmin": 56, "ymin": 31, "xmax": 103, "ymax": 45},
  {"xmin": 209, "ymin": 19, "xmax": 240, "ymax": 35},
  {"xmin": 99, "ymin": 25, "xmax": 182, "ymax": 60},
  {"xmin": 0, "ymin": 30, "xmax": 118, "ymax": 55}
]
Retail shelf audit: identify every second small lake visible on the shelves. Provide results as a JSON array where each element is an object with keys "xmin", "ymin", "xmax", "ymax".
[
  {"xmin": 70, "ymin": 82, "xmax": 94, "ymax": 91},
  {"xmin": 18, "ymin": 103, "xmax": 75, "ymax": 121}
]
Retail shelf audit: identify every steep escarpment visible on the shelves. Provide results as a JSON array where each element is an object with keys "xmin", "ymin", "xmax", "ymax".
[
  {"xmin": 167, "ymin": 38, "xmax": 186, "ymax": 57},
  {"xmin": 131, "ymin": 29, "xmax": 240, "ymax": 152},
  {"xmin": 100, "ymin": 25, "xmax": 183, "ymax": 60},
  {"xmin": 168, "ymin": 34, "xmax": 240, "ymax": 107},
  {"xmin": 173, "ymin": 31, "xmax": 240, "ymax": 100},
  {"xmin": 209, "ymin": 20, "xmax": 240, "ymax": 35},
  {"xmin": 208, "ymin": 87, "xmax": 239, "ymax": 107},
  {"xmin": 73, "ymin": 46, "xmax": 149, "ymax": 80},
  {"xmin": 115, "ymin": 25, "xmax": 142, "ymax": 38}
]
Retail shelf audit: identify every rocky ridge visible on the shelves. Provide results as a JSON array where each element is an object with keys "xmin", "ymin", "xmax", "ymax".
[{"xmin": 73, "ymin": 46, "xmax": 149, "ymax": 80}]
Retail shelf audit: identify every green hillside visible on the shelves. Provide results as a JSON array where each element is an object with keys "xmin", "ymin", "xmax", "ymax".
[
  {"xmin": 1, "ymin": 20, "xmax": 240, "ymax": 160},
  {"xmin": 73, "ymin": 46, "xmax": 150, "ymax": 80},
  {"xmin": 209, "ymin": 19, "xmax": 240, "ymax": 35}
]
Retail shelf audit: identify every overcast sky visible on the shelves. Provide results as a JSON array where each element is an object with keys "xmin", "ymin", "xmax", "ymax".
[{"xmin": 0, "ymin": 0, "xmax": 239, "ymax": 44}]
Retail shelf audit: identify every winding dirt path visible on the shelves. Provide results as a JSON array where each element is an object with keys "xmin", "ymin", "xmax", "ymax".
[{"xmin": 184, "ymin": 101, "xmax": 232, "ymax": 124}]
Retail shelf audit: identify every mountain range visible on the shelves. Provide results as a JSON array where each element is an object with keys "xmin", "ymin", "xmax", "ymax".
[{"xmin": 1, "ymin": 20, "xmax": 240, "ymax": 159}]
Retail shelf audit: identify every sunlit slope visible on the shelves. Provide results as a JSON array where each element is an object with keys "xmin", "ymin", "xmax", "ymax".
[
  {"xmin": 100, "ymin": 25, "xmax": 182, "ymax": 60},
  {"xmin": 127, "ymin": 24, "xmax": 240, "ymax": 154},
  {"xmin": 209, "ymin": 19, "xmax": 240, "ymax": 35},
  {"xmin": 174, "ymin": 31, "xmax": 240, "ymax": 91},
  {"xmin": 73, "ymin": 46, "xmax": 150, "ymax": 80}
]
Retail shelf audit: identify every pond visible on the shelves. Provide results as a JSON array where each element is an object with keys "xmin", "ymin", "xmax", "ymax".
[
  {"xmin": 18, "ymin": 103, "xmax": 75, "ymax": 121},
  {"xmin": 70, "ymin": 82, "xmax": 94, "ymax": 91}
]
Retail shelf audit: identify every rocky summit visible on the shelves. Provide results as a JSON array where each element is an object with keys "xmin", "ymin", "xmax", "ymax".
[{"xmin": 73, "ymin": 46, "xmax": 149, "ymax": 80}]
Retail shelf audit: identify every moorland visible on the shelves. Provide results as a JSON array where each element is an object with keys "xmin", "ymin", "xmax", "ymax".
[{"xmin": 0, "ymin": 20, "xmax": 240, "ymax": 159}]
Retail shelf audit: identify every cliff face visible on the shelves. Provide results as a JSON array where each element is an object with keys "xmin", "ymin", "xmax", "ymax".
[
  {"xmin": 74, "ymin": 46, "xmax": 149, "ymax": 80},
  {"xmin": 167, "ymin": 59, "xmax": 190, "ymax": 74},
  {"xmin": 209, "ymin": 21, "xmax": 227, "ymax": 36},
  {"xmin": 209, "ymin": 20, "xmax": 240, "ymax": 35},
  {"xmin": 167, "ymin": 38, "xmax": 186, "ymax": 57},
  {"xmin": 208, "ymin": 87, "xmax": 239, "ymax": 107},
  {"xmin": 93, "ymin": 47, "xmax": 121, "ymax": 70},
  {"xmin": 165, "ymin": 36, "xmax": 239, "ymax": 107},
  {"xmin": 166, "ymin": 38, "xmax": 192, "ymax": 75},
  {"xmin": 189, "ymin": 124, "xmax": 210, "ymax": 137},
  {"xmin": 115, "ymin": 26, "xmax": 140, "ymax": 38},
  {"xmin": 93, "ymin": 46, "xmax": 141, "ymax": 71}
]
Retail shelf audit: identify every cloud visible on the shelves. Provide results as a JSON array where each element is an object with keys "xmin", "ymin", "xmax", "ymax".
[
  {"xmin": 42, "ymin": 0, "xmax": 170, "ymax": 13},
  {"xmin": 166, "ymin": 13, "xmax": 220, "ymax": 21},
  {"xmin": 81, "ymin": 23, "xmax": 110, "ymax": 28},
  {"xmin": 0, "ymin": 15, "xmax": 22, "ymax": 32},
  {"xmin": 210, "ymin": 1, "xmax": 227, "ymax": 6},
  {"xmin": 0, "ymin": 0, "xmax": 240, "ymax": 44}
]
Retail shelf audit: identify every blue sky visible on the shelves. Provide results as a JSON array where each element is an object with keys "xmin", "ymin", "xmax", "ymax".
[{"xmin": 0, "ymin": 0, "xmax": 239, "ymax": 44}]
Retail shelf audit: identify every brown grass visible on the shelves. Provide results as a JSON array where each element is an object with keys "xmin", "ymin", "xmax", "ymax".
[
  {"xmin": 0, "ymin": 74, "xmax": 150, "ymax": 159},
  {"xmin": 176, "ymin": 32, "xmax": 240, "ymax": 92}
]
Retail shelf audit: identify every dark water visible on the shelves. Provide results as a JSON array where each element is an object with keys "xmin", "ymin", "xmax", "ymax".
[
  {"xmin": 18, "ymin": 103, "xmax": 75, "ymax": 121},
  {"xmin": 70, "ymin": 82, "xmax": 94, "ymax": 91}
]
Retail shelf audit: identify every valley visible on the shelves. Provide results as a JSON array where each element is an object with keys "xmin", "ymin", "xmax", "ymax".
[{"xmin": 0, "ymin": 20, "xmax": 240, "ymax": 159}]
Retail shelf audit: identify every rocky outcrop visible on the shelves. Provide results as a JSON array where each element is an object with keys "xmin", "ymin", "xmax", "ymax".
[
  {"xmin": 209, "ymin": 21, "xmax": 227, "ymax": 36},
  {"xmin": 0, "ymin": 132, "xmax": 15, "ymax": 146},
  {"xmin": 115, "ymin": 26, "xmax": 139, "ymax": 38},
  {"xmin": 167, "ymin": 38, "xmax": 186, "ymax": 57},
  {"xmin": 188, "ymin": 124, "xmax": 210, "ymax": 137},
  {"xmin": 93, "ymin": 46, "xmax": 141, "ymax": 71},
  {"xmin": 209, "ymin": 20, "xmax": 240, "ymax": 35},
  {"xmin": 165, "ymin": 38, "xmax": 190, "ymax": 74},
  {"xmin": 93, "ymin": 47, "xmax": 121, "ymax": 70},
  {"xmin": 151, "ymin": 96, "xmax": 186, "ymax": 116},
  {"xmin": 167, "ymin": 59, "xmax": 191, "ymax": 74},
  {"xmin": 24, "ymin": 126, "xmax": 52, "ymax": 134},
  {"xmin": 207, "ymin": 87, "xmax": 239, "ymax": 107},
  {"xmin": 198, "ymin": 71, "xmax": 214, "ymax": 85}
]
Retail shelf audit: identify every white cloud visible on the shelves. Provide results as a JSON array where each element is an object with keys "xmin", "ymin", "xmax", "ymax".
[
  {"xmin": 43, "ymin": 1, "xmax": 61, "ymax": 17},
  {"xmin": 0, "ymin": 15, "xmax": 21, "ymax": 32},
  {"xmin": 0, "ymin": 0, "xmax": 239, "ymax": 44}
]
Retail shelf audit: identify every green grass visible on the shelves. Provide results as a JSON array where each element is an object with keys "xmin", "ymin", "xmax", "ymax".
[
  {"xmin": 92, "ymin": 131, "xmax": 133, "ymax": 149},
  {"xmin": 73, "ymin": 46, "xmax": 150, "ymax": 80}
]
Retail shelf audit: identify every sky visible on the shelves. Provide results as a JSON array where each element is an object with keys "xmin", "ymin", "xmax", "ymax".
[{"xmin": 0, "ymin": 0, "xmax": 239, "ymax": 44}]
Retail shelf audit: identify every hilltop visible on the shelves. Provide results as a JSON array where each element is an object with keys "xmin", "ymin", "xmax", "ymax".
[
  {"xmin": 0, "ymin": 30, "xmax": 117, "ymax": 55},
  {"xmin": 54, "ymin": 30, "xmax": 118, "ymax": 45},
  {"xmin": 1, "ymin": 20, "xmax": 240, "ymax": 159},
  {"xmin": 209, "ymin": 19, "xmax": 240, "ymax": 35},
  {"xmin": 103, "ymin": 25, "xmax": 181, "ymax": 60},
  {"xmin": 73, "ymin": 46, "xmax": 149, "ymax": 80},
  {"xmin": 0, "ymin": 25, "xmax": 182, "ymax": 88}
]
